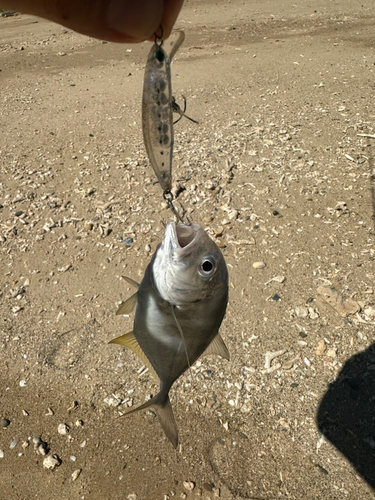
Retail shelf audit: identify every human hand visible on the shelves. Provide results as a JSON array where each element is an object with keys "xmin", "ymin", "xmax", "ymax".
[{"xmin": 1, "ymin": 0, "xmax": 185, "ymax": 42}]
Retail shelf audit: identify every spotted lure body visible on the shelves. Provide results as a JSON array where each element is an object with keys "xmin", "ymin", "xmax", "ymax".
[{"xmin": 142, "ymin": 31, "xmax": 185, "ymax": 191}]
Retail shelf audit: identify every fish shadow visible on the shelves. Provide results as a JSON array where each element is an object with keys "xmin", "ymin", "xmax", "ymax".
[{"xmin": 317, "ymin": 342, "xmax": 375, "ymax": 489}]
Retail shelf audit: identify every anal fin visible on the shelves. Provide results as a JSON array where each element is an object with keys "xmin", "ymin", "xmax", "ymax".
[
  {"xmin": 109, "ymin": 331, "xmax": 159, "ymax": 382},
  {"xmin": 201, "ymin": 334, "xmax": 230, "ymax": 360}
]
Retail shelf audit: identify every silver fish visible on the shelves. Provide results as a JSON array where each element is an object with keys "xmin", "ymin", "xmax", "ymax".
[
  {"xmin": 111, "ymin": 222, "xmax": 229, "ymax": 448},
  {"xmin": 142, "ymin": 31, "xmax": 185, "ymax": 191}
]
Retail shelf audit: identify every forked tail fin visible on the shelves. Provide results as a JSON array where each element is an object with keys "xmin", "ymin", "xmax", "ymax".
[{"xmin": 123, "ymin": 392, "xmax": 179, "ymax": 448}]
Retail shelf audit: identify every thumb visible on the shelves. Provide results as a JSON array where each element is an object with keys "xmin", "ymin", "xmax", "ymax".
[{"xmin": 2, "ymin": 0, "xmax": 183, "ymax": 43}]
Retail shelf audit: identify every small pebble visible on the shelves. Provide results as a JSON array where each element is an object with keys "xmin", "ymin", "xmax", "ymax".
[
  {"xmin": 1, "ymin": 418, "xmax": 10, "ymax": 428},
  {"xmin": 103, "ymin": 396, "xmax": 121, "ymax": 407},
  {"xmin": 364, "ymin": 305, "xmax": 375, "ymax": 319},
  {"xmin": 316, "ymin": 339, "xmax": 326, "ymax": 356},
  {"xmin": 10, "ymin": 439, "xmax": 17, "ymax": 449},
  {"xmin": 72, "ymin": 469, "xmax": 81, "ymax": 481},
  {"xmin": 57, "ymin": 423, "xmax": 70, "ymax": 435},
  {"xmin": 33, "ymin": 437, "xmax": 49, "ymax": 455},
  {"xmin": 308, "ymin": 307, "xmax": 319, "ymax": 319},
  {"xmin": 183, "ymin": 481, "xmax": 195, "ymax": 491},
  {"xmin": 253, "ymin": 261, "xmax": 266, "ymax": 269},
  {"xmin": 0, "ymin": 450, "xmax": 4, "ymax": 458},
  {"xmin": 227, "ymin": 209, "xmax": 238, "ymax": 221},
  {"xmin": 124, "ymin": 237, "xmax": 134, "ymax": 244},
  {"xmin": 326, "ymin": 348, "xmax": 337, "ymax": 358},
  {"xmin": 19, "ymin": 380, "xmax": 26, "ymax": 387},
  {"xmin": 43, "ymin": 454, "xmax": 61, "ymax": 470},
  {"xmin": 145, "ymin": 244, "xmax": 151, "ymax": 252},
  {"xmin": 171, "ymin": 181, "xmax": 183, "ymax": 198},
  {"xmin": 271, "ymin": 275, "xmax": 285, "ymax": 283},
  {"xmin": 295, "ymin": 306, "xmax": 308, "ymax": 318}
]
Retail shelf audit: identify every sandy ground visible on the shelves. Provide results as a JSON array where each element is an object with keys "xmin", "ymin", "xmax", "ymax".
[{"xmin": 1, "ymin": 0, "xmax": 375, "ymax": 498}]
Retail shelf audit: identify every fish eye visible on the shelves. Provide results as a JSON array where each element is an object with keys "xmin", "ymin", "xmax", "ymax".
[{"xmin": 199, "ymin": 258, "xmax": 215, "ymax": 277}]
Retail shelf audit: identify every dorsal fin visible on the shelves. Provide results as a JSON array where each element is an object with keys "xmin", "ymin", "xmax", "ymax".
[
  {"xmin": 116, "ymin": 293, "xmax": 138, "ymax": 315},
  {"xmin": 109, "ymin": 331, "xmax": 159, "ymax": 382},
  {"xmin": 121, "ymin": 276, "xmax": 140, "ymax": 289},
  {"xmin": 201, "ymin": 334, "xmax": 230, "ymax": 361}
]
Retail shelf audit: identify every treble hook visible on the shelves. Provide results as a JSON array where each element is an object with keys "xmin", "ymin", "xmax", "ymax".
[
  {"xmin": 163, "ymin": 190, "xmax": 191, "ymax": 226},
  {"xmin": 172, "ymin": 96, "xmax": 199, "ymax": 125}
]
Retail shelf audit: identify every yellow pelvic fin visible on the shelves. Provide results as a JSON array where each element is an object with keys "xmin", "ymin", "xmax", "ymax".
[
  {"xmin": 109, "ymin": 331, "xmax": 159, "ymax": 382},
  {"xmin": 122, "ymin": 276, "xmax": 140, "ymax": 289},
  {"xmin": 201, "ymin": 334, "xmax": 230, "ymax": 361},
  {"xmin": 116, "ymin": 292, "xmax": 138, "ymax": 315}
]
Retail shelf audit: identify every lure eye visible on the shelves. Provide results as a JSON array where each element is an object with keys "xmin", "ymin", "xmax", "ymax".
[
  {"xmin": 199, "ymin": 258, "xmax": 215, "ymax": 277},
  {"xmin": 155, "ymin": 49, "xmax": 165, "ymax": 62}
]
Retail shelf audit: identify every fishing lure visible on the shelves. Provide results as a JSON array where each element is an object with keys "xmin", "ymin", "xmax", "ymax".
[{"xmin": 142, "ymin": 30, "xmax": 192, "ymax": 192}]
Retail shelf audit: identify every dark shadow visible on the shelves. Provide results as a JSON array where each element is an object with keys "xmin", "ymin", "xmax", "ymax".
[{"xmin": 317, "ymin": 342, "xmax": 375, "ymax": 489}]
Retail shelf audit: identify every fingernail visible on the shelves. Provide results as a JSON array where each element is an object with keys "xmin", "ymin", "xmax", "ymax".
[{"xmin": 107, "ymin": 0, "xmax": 163, "ymax": 40}]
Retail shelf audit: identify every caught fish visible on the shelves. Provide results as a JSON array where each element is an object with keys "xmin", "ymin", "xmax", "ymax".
[
  {"xmin": 111, "ymin": 222, "xmax": 229, "ymax": 448},
  {"xmin": 142, "ymin": 30, "xmax": 185, "ymax": 191}
]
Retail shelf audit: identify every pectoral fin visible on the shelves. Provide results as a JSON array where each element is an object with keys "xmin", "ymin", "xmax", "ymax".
[
  {"xmin": 109, "ymin": 331, "xmax": 159, "ymax": 382},
  {"xmin": 122, "ymin": 393, "xmax": 179, "ymax": 449},
  {"xmin": 116, "ymin": 293, "xmax": 138, "ymax": 315},
  {"xmin": 201, "ymin": 334, "xmax": 230, "ymax": 360},
  {"xmin": 121, "ymin": 276, "xmax": 140, "ymax": 289}
]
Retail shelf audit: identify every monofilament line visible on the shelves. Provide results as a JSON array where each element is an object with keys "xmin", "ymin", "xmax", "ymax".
[{"xmin": 171, "ymin": 305, "xmax": 193, "ymax": 381}]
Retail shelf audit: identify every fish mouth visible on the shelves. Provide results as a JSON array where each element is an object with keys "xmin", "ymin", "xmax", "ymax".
[
  {"xmin": 166, "ymin": 222, "xmax": 200, "ymax": 257},
  {"xmin": 175, "ymin": 224, "xmax": 195, "ymax": 248}
]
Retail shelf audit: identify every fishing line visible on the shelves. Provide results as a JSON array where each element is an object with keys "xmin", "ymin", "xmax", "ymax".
[{"xmin": 171, "ymin": 305, "xmax": 194, "ymax": 382}]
